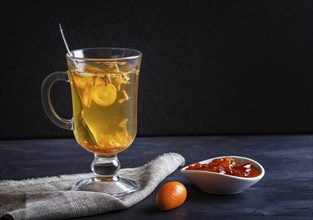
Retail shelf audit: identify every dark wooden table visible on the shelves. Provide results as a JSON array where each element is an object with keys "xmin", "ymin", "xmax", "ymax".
[{"xmin": 0, "ymin": 135, "xmax": 312, "ymax": 219}]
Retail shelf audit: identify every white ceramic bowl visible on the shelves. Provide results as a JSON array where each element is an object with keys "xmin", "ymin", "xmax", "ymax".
[{"xmin": 181, "ymin": 156, "xmax": 265, "ymax": 194}]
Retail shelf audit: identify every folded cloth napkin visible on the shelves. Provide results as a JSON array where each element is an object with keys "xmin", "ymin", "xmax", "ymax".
[{"xmin": 0, "ymin": 152, "xmax": 185, "ymax": 220}]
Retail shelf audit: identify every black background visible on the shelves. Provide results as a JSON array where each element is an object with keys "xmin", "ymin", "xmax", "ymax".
[{"xmin": 0, "ymin": 0, "xmax": 312, "ymax": 139}]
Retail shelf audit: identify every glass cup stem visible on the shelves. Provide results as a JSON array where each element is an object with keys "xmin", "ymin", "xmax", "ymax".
[
  {"xmin": 91, "ymin": 155, "xmax": 120, "ymax": 181},
  {"xmin": 72, "ymin": 154, "xmax": 140, "ymax": 196}
]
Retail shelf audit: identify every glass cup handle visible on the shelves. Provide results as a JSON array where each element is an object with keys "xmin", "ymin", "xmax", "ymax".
[{"xmin": 41, "ymin": 71, "xmax": 72, "ymax": 130}]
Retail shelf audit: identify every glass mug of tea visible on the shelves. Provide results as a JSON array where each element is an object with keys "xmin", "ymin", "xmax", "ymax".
[{"xmin": 41, "ymin": 48, "xmax": 142, "ymax": 196}]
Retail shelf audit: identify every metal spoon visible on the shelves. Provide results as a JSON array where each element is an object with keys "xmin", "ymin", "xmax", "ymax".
[{"xmin": 59, "ymin": 23, "xmax": 73, "ymax": 56}]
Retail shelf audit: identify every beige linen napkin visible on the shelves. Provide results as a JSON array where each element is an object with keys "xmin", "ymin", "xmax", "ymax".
[{"xmin": 0, "ymin": 153, "xmax": 185, "ymax": 220}]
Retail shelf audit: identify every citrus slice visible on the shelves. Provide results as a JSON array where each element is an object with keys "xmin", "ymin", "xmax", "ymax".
[
  {"xmin": 73, "ymin": 74, "xmax": 92, "ymax": 89},
  {"xmin": 85, "ymin": 65, "xmax": 107, "ymax": 73},
  {"xmin": 92, "ymin": 84, "xmax": 117, "ymax": 106},
  {"xmin": 119, "ymin": 118, "xmax": 128, "ymax": 128},
  {"xmin": 82, "ymin": 85, "xmax": 92, "ymax": 108},
  {"xmin": 94, "ymin": 77, "xmax": 105, "ymax": 86}
]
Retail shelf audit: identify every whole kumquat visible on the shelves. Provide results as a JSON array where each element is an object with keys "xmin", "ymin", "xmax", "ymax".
[{"xmin": 156, "ymin": 181, "xmax": 187, "ymax": 211}]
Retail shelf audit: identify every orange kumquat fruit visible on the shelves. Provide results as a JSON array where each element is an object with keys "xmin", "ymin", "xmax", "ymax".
[{"xmin": 156, "ymin": 181, "xmax": 187, "ymax": 211}]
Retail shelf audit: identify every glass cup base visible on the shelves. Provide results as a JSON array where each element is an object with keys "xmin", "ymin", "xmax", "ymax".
[{"xmin": 71, "ymin": 176, "xmax": 140, "ymax": 197}]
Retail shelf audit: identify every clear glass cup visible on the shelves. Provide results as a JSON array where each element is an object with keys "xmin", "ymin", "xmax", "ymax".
[{"xmin": 41, "ymin": 48, "xmax": 142, "ymax": 196}]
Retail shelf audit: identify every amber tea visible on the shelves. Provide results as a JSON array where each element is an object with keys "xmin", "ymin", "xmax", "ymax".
[{"xmin": 70, "ymin": 63, "xmax": 139, "ymax": 156}]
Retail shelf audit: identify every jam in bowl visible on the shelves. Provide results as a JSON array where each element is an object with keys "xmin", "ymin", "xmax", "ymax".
[{"xmin": 181, "ymin": 156, "xmax": 265, "ymax": 194}]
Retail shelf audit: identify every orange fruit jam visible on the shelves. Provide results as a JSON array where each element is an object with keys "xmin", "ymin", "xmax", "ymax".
[{"xmin": 186, "ymin": 156, "xmax": 260, "ymax": 178}]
